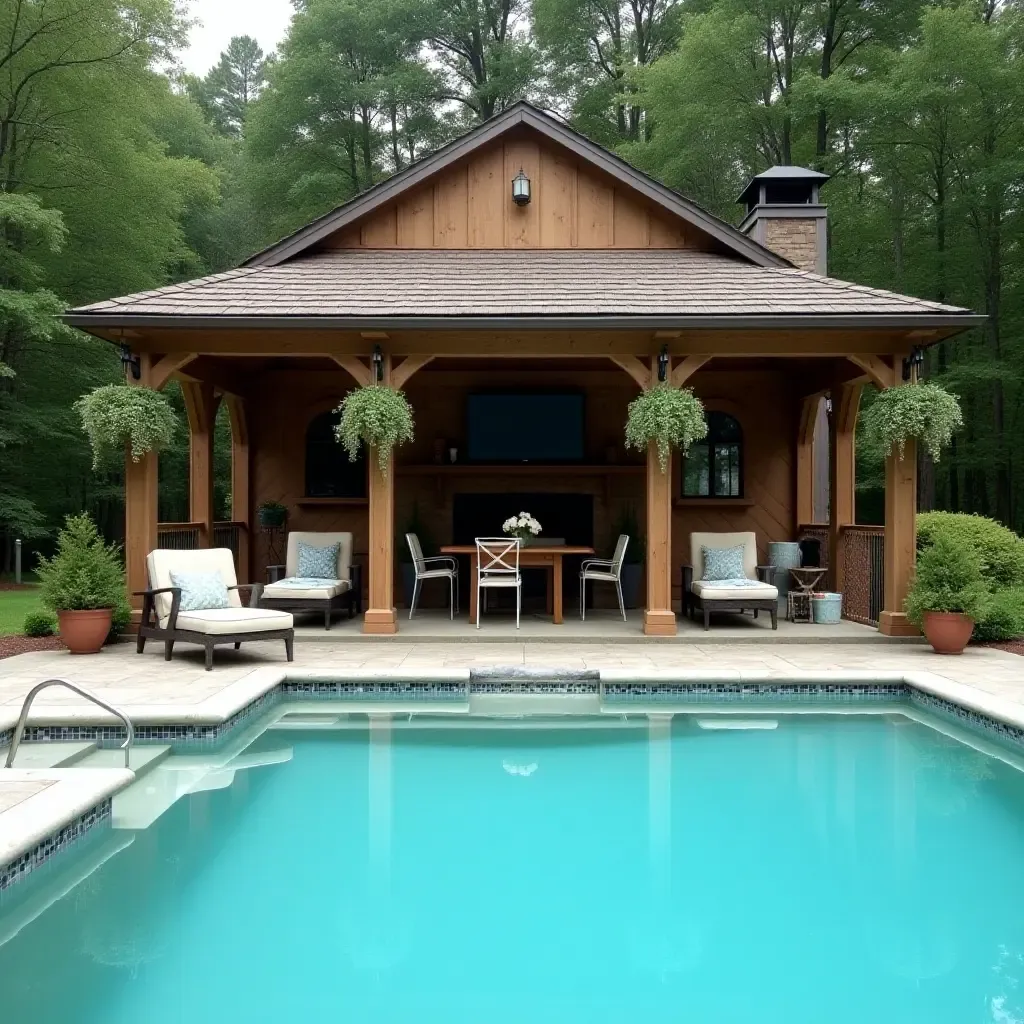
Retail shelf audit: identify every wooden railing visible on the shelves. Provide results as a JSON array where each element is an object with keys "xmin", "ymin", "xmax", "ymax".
[
  {"xmin": 840, "ymin": 526, "xmax": 884, "ymax": 626},
  {"xmin": 156, "ymin": 521, "xmax": 246, "ymax": 570}
]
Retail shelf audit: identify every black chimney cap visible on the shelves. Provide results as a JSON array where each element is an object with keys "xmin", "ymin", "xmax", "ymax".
[{"xmin": 737, "ymin": 165, "xmax": 831, "ymax": 208}]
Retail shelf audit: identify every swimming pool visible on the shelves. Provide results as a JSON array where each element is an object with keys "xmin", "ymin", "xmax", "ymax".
[{"xmin": 2, "ymin": 710, "xmax": 1024, "ymax": 1022}]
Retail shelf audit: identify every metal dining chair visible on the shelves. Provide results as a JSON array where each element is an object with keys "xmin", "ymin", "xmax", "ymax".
[
  {"xmin": 580, "ymin": 534, "xmax": 630, "ymax": 621},
  {"xmin": 474, "ymin": 537, "xmax": 522, "ymax": 629},
  {"xmin": 406, "ymin": 533, "xmax": 458, "ymax": 619}
]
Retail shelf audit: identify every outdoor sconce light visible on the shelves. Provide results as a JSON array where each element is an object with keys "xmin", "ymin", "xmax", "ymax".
[
  {"xmin": 902, "ymin": 345, "xmax": 925, "ymax": 381},
  {"xmin": 372, "ymin": 344, "xmax": 383, "ymax": 383},
  {"xmin": 657, "ymin": 345, "xmax": 669, "ymax": 383},
  {"xmin": 511, "ymin": 168, "xmax": 531, "ymax": 206},
  {"xmin": 119, "ymin": 342, "xmax": 141, "ymax": 381},
  {"xmin": 825, "ymin": 395, "xmax": 833, "ymax": 417}
]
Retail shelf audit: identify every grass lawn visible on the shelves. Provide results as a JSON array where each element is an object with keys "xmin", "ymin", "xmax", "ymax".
[{"xmin": 0, "ymin": 587, "xmax": 45, "ymax": 636}]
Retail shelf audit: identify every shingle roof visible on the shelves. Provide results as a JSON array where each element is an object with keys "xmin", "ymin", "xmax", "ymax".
[{"xmin": 67, "ymin": 249, "xmax": 973, "ymax": 325}]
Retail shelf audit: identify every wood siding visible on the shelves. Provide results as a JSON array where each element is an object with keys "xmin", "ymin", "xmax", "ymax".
[
  {"xmin": 319, "ymin": 132, "xmax": 706, "ymax": 252},
  {"xmin": 248, "ymin": 364, "xmax": 796, "ymax": 607}
]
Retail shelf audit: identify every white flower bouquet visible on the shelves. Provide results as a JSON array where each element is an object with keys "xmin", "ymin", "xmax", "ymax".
[{"xmin": 502, "ymin": 512, "xmax": 542, "ymax": 544}]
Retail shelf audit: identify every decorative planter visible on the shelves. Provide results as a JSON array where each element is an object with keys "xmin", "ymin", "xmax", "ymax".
[
  {"xmin": 620, "ymin": 563, "xmax": 642, "ymax": 609},
  {"xmin": 58, "ymin": 608, "xmax": 113, "ymax": 654},
  {"xmin": 811, "ymin": 592, "xmax": 843, "ymax": 624},
  {"xmin": 257, "ymin": 506, "xmax": 287, "ymax": 529},
  {"xmin": 922, "ymin": 611, "xmax": 974, "ymax": 655},
  {"xmin": 768, "ymin": 541, "xmax": 802, "ymax": 599}
]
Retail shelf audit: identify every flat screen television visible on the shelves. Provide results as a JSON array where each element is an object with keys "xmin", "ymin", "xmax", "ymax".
[{"xmin": 466, "ymin": 392, "xmax": 585, "ymax": 463}]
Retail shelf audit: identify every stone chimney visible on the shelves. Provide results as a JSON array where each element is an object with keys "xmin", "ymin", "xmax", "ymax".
[{"xmin": 738, "ymin": 167, "xmax": 830, "ymax": 275}]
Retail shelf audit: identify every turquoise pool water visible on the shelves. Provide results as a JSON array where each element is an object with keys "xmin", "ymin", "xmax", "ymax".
[{"xmin": 3, "ymin": 712, "xmax": 1024, "ymax": 1022}]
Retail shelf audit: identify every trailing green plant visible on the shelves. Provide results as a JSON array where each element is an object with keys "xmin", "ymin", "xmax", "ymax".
[
  {"xmin": 905, "ymin": 533, "xmax": 992, "ymax": 626},
  {"xmin": 336, "ymin": 384, "xmax": 415, "ymax": 473},
  {"xmin": 257, "ymin": 500, "xmax": 288, "ymax": 528},
  {"xmin": 35, "ymin": 514, "xmax": 129, "ymax": 617},
  {"xmin": 861, "ymin": 382, "xmax": 963, "ymax": 462},
  {"xmin": 23, "ymin": 610, "xmax": 57, "ymax": 637},
  {"xmin": 75, "ymin": 384, "xmax": 178, "ymax": 470},
  {"xmin": 917, "ymin": 511, "xmax": 1024, "ymax": 588},
  {"xmin": 625, "ymin": 384, "xmax": 707, "ymax": 472},
  {"xmin": 970, "ymin": 587, "xmax": 1024, "ymax": 643}
]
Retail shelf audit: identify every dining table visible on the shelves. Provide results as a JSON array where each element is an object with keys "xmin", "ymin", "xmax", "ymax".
[{"xmin": 439, "ymin": 544, "xmax": 596, "ymax": 624}]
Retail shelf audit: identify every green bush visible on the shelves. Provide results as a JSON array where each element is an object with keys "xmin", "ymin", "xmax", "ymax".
[
  {"xmin": 905, "ymin": 533, "xmax": 992, "ymax": 627},
  {"xmin": 23, "ymin": 610, "xmax": 57, "ymax": 637},
  {"xmin": 36, "ymin": 514, "xmax": 128, "ymax": 617},
  {"xmin": 917, "ymin": 511, "xmax": 1024, "ymax": 588},
  {"xmin": 971, "ymin": 587, "xmax": 1024, "ymax": 643}
]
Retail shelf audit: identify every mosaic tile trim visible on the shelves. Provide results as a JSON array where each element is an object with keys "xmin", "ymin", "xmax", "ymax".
[
  {"xmin": 282, "ymin": 680, "xmax": 469, "ymax": 701},
  {"xmin": 0, "ymin": 799, "xmax": 111, "ymax": 893},
  {"xmin": 602, "ymin": 682, "xmax": 909, "ymax": 704},
  {"xmin": 909, "ymin": 688, "xmax": 1024, "ymax": 753},
  {"xmin": 470, "ymin": 681, "xmax": 600, "ymax": 694}
]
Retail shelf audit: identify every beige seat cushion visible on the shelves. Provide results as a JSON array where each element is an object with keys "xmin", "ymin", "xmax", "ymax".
[
  {"xmin": 263, "ymin": 579, "xmax": 351, "ymax": 600},
  {"xmin": 147, "ymin": 548, "xmax": 241, "ymax": 626},
  {"xmin": 284, "ymin": 532, "xmax": 353, "ymax": 581},
  {"xmin": 689, "ymin": 531, "xmax": 759, "ymax": 581},
  {"xmin": 175, "ymin": 607, "xmax": 293, "ymax": 635},
  {"xmin": 692, "ymin": 580, "xmax": 778, "ymax": 601}
]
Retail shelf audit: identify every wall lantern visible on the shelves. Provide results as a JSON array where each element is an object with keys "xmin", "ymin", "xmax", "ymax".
[
  {"xmin": 657, "ymin": 345, "xmax": 669, "ymax": 383},
  {"xmin": 511, "ymin": 168, "xmax": 531, "ymax": 206},
  {"xmin": 119, "ymin": 342, "xmax": 141, "ymax": 381},
  {"xmin": 902, "ymin": 345, "xmax": 925, "ymax": 382},
  {"xmin": 371, "ymin": 344, "xmax": 383, "ymax": 383}
]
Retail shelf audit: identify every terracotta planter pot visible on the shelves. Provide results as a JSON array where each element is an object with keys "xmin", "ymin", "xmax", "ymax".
[
  {"xmin": 57, "ymin": 608, "xmax": 113, "ymax": 655},
  {"xmin": 922, "ymin": 611, "xmax": 975, "ymax": 655}
]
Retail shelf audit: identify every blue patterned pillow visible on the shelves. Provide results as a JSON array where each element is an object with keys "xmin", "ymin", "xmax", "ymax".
[
  {"xmin": 169, "ymin": 570, "xmax": 230, "ymax": 612},
  {"xmin": 702, "ymin": 544, "xmax": 746, "ymax": 582},
  {"xmin": 297, "ymin": 541, "xmax": 340, "ymax": 579}
]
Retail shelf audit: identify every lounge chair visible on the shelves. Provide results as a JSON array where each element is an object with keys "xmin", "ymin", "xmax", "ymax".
[
  {"xmin": 136, "ymin": 548, "xmax": 294, "ymax": 670},
  {"xmin": 682, "ymin": 531, "xmax": 778, "ymax": 630},
  {"xmin": 260, "ymin": 531, "xmax": 361, "ymax": 629}
]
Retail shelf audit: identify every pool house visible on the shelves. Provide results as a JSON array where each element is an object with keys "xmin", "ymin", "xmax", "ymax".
[{"xmin": 65, "ymin": 102, "xmax": 980, "ymax": 637}]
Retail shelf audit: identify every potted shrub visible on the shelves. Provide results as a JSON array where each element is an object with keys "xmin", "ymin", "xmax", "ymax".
[
  {"xmin": 36, "ymin": 514, "xmax": 130, "ymax": 654},
  {"xmin": 905, "ymin": 533, "xmax": 992, "ymax": 654},
  {"xmin": 624, "ymin": 383, "xmax": 707, "ymax": 471},
  {"xmin": 862, "ymin": 382, "xmax": 963, "ymax": 461},
  {"xmin": 336, "ymin": 384, "xmax": 414, "ymax": 472},
  {"xmin": 612, "ymin": 506, "xmax": 644, "ymax": 609},
  {"xmin": 257, "ymin": 500, "xmax": 288, "ymax": 529},
  {"xmin": 75, "ymin": 383, "xmax": 177, "ymax": 469}
]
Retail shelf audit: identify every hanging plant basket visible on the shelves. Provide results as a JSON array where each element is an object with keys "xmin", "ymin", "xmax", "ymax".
[
  {"xmin": 624, "ymin": 383, "xmax": 708, "ymax": 472},
  {"xmin": 335, "ymin": 384, "xmax": 415, "ymax": 473},
  {"xmin": 861, "ymin": 381, "xmax": 963, "ymax": 462},
  {"xmin": 75, "ymin": 383, "xmax": 177, "ymax": 470}
]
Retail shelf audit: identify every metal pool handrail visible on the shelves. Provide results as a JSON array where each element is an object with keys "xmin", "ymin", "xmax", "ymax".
[{"xmin": 4, "ymin": 678, "xmax": 135, "ymax": 769}]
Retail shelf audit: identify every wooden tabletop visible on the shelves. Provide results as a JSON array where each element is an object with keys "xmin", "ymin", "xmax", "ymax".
[{"xmin": 440, "ymin": 545, "xmax": 595, "ymax": 555}]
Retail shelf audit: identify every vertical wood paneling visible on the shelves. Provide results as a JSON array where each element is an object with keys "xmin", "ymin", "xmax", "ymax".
[
  {"xmin": 613, "ymin": 189, "xmax": 650, "ymax": 247},
  {"xmin": 649, "ymin": 215, "xmax": 686, "ymax": 248},
  {"xmin": 539, "ymin": 146, "xmax": 577, "ymax": 247},
  {"xmin": 361, "ymin": 205, "xmax": 397, "ymax": 247},
  {"xmin": 397, "ymin": 188, "xmax": 434, "ymax": 247},
  {"xmin": 576, "ymin": 167, "xmax": 614, "ymax": 247},
  {"xmin": 504, "ymin": 138, "xmax": 541, "ymax": 247},
  {"xmin": 433, "ymin": 165, "xmax": 469, "ymax": 247},
  {"xmin": 327, "ymin": 226, "xmax": 362, "ymax": 248},
  {"xmin": 468, "ymin": 148, "xmax": 505, "ymax": 247}
]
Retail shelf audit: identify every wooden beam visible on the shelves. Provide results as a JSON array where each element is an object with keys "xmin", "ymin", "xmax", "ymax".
[
  {"xmin": 644, "ymin": 355, "xmax": 676, "ymax": 636},
  {"xmin": 796, "ymin": 394, "xmax": 822, "ymax": 527},
  {"xmin": 363, "ymin": 352, "xmax": 398, "ymax": 634},
  {"xmin": 149, "ymin": 352, "xmax": 197, "ymax": 390},
  {"xmin": 828, "ymin": 383, "xmax": 861, "ymax": 592},
  {"xmin": 181, "ymin": 381, "xmax": 220, "ymax": 547},
  {"xmin": 609, "ymin": 355, "xmax": 650, "ymax": 390},
  {"xmin": 224, "ymin": 394, "xmax": 250, "ymax": 582},
  {"xmin": 391, "ymin": 354, "xmax": 434, "ymax": 389},
  {"xmin": 879, "ymin": 438, "xmax": 919, "ymax": 636},
  {"xmin": 670, "ymin": 354, "xmax": 712, "ymax": 387},
  {"xmin": 847, "ymin": 354, "xmax": 897, "ymax": 390},
  {"xmin": 331, "ymin": 354, "xmax": 372, "ymax": 387}
]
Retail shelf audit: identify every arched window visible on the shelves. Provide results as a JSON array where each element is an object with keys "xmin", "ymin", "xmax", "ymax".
[
  {"xmin": 682, "ymin": 411, "xmax": 743, "ymax": 497},
  {"xmin": 305, "ymin": 410, "xmax": 367, "ymax": 498}
]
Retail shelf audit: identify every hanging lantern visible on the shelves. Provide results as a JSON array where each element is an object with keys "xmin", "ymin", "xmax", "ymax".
[{"xmin": 511, "ymin": 168, "xmax": 531, "ymax": 206}]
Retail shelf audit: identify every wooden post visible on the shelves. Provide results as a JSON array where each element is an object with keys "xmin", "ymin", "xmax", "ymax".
[
  {"xmin": 181, "ymin": 381, "xmax": 219, "ymax": 547},
  {"xmin": 364, "ymin": 352, "xmax": 398, "ymax": 634},
  {"xmin": 828, "ymin": 384, "xmax": 861, "ymax": 593},
  {"xmin": 125, "ymin": 355, "xmax": 159, "ymax": 615},
  {"xmin": 879, "ymin": 441, "xmax": 918, "ymax": 636},
  {"xmin": 644, "ymin": 357, "xmax": 676, "ymax": 636},
  {"xmin": 224, "ymin": 395, "xmax": 250, "ymax": 583},
  {"xmin": 796, "ymin": 395, "xmax": 819, "ymax": 528}
]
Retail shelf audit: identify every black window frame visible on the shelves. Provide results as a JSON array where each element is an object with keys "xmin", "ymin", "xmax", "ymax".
[
  {"xmin": 304, "ymin": 410, "xmax": 368, "ymax": 499},
  {"xmin": 681, "ymin": 411, "xmax": 744, "ymax": 498}
]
